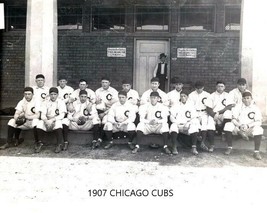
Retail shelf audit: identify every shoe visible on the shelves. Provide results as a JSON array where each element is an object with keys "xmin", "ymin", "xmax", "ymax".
[
  {"xmin": 14, "ymin": 138, "xmax": 24, "ymax": 147},
  {"xmin": 239, "ymin": 132, "xmax": 249, "ymax": 141},
  {"xmin": 172, "ymin": 146, "xmax": 178, "ymax": 155},
  {"xmin": 164, "ymin": 146, "xmax": 171, "ymax": 155},
  {"xmin": 128, "ymin": 142, "xmax": 135, "ymax": 150},
  {"xmin": 96, "ymin": 138, "xmax": 102, "ymax": 147},
  {"xmin": 191, "ymin": 147, "xmax": 198, "ymax": 155},
  {"xmin": 0, "ymin": 143, "xmax": 10, "ymax": 150},
  {"xmin": 224, "ymin": 147, "xmax": 232, "ymax": 155},
  {"xmin": 200, "ymin": 142, "xmax": 209, "ymax": 151},
  {"xmin": 208, "ymin": 145, "xmax": 215, "ymax": 153},
  {"xmin": 91, "ymin": 140, "xmax": 97, "ymax": 149},
  {"xmin": 62, "ymin": 141, "xmax": 69, "ymax": 151},
  {"xmin": 132, "ymin": 146, "xmax": 139, "ymax": 154},
  {"xmin": 35, "ymin": 142, "xmax": 43, "ymax": 153},
  {"xmin": 104, "ymin": 142, "xmax": 113, "ymax": 149},
  {"xmin": 55, "ymin": 144, "xmax": 63, "ymax": 153},
  {"xmin": 253, "ymin": 152, "xmax": 262, "ymax": 160}
]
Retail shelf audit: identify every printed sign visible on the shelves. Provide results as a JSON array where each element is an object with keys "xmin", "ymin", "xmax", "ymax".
[
  {"xmin": 177, "ymin": 48, "xmax": 197, "ymax": 58},
  {"xmin": 0, "ymin": 4, "xmax": 4, "ymax": 30},
  {"xmin": 107, "ymin": 48, "xmax": 126, "ymax": 57}
]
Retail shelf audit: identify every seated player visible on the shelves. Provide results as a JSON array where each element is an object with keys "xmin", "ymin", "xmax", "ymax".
[
  {"xmin": 169, "ymin": 90, "xmax": 200, "ymax": 155},
  {"xmin": 0, "ymin": 87, "xmax": 40, "ymax": 150},
  {"xmin": 132, "ymin": 91, "xmax": 170, "ymax": 154},
  {"xmin": 35, "ymin": 87, "xmax": 66, "ymax": 153},
  {"xmin": 223, "ymin": 91, "xmax": 263, "ymax": 160},
  {"xmin": 67, "ymin": 90, "xmax": 101, "ymax": 149},
  {"xmin": 103, "ymin": 90, "xmax": 136, "ymax": 150}
]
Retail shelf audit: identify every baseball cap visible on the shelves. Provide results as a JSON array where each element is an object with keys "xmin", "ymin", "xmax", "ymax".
[
  {"xmin": 35, "ymin": 74, "xmax": 45, "ymax": 79},
  {"xmin": 101, "ymin": 76, "xmax": 110, "ymax": 81},
  {"xmin": 24, "ymin": 87, "xmax": 34, "ymax": 94},
  {"xmin": 118, "ymin": 90, "xmax": 127, "ymax": 96},
  {"xmin": 171, "ymin": 77, "xmax": 183, "ymax": 84},
  {"xmin": 122, "ymin": 79, "xmax": 131, "ymax": 85},
  {"xmin": 79, "ymin": 90, "xmax": 88, "ymax": 96},
  {"xmin": 195, "ymin": 81, "xmax": 204, "ymax": 89},
  {"xmin": 150, "ymin": 77, "xmax": 160, "ymax": 83},
  {"xmin": 49, "ymin": 87, "xmax": 58, "ymax": 94},
  {"xmin": 150, "ymin": 91, "xmax": 160, "ymax": 97},
  {"xmin": 237, "ymin": 78, "xmax": 247, "ymax": 85},
  {"xmin": 242, "ymin": 91, "xmax": 252, "ymax": 98},
  {"xmin": 180, "ymin": 89, "xmax": 190, "ymax": 96}
]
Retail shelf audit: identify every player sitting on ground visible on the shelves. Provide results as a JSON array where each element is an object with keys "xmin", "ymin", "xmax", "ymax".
[
  {"xmin": 223, "ymin": 91, "xmax": 263, "ymax": 160},
  {"xmin": 103, "ymin": 90, "xmax": 136, "ymax": 150}
]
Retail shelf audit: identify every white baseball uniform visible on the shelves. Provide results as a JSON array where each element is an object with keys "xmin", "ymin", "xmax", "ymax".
[
  {"xmin": 57, "ymin": 85, "xmax": 74, "ymax": 103},
  {"xmin": 70, "ymin": 88, "xmax": 96, "ymax": 104},
  {"xmin": 167, "ymin": 89, "xmax": 181, "ymax": 108},
  {"xmin": 140, "ymin": 89, "xmax": 169, "ymax": 106}
]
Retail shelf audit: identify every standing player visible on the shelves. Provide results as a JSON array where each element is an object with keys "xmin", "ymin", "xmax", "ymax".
[
  {"xmin": 103, "ymin": 90, "xmax": 136, "ymax": 150},
  {"xmin": 223, "ymin": 91, "xmax": 263, "ymax": 160},
  {"xmin": 32, "ymin": 74, "xmax": 49, "ymax": 103},
  {"xmin": 188, "ymin": 81, "xmax": 211, "ymax": 152},
  {"xmin": 57, "ymin": 76, "xmax": 74, "ymax": 104},
  {"xmin": 140, "ymin": 77, "xmax": 169, "ymax": 106},
  {"xmin": 132, "ymin": 91, "xmax": 170, "ymax": 154},
  {"xmin": 35, "ymin": 87, "xmax": 66, "ymax": 153},
  {"xmin": 121, "ymin": 79, "xmax": 139, "ymax": 107},
  {"xmin": 167, "ymin": 77, "xmax": 183, "ymax": 108},
  {"xmin": 153, "ymin": 53, "xmax": 168, "ymax": 91},
  {"xmin": 0, "ymin": 87, "xmax": 40, "ymax": 149},
  {"xmin": 70, "ymin": 79, "xmax": 96, "ymax": 104}
]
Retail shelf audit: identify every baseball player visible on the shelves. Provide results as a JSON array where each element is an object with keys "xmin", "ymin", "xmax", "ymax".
[
  {"xmin": 121, "ymin": 79, "xmax": 139, "ymax": 107},
  {"xmin": 167, "ymin": 77, "xmax": 184, "ymax": 108},
  {"xmin": 0, "ymin": 87, "xmax": 40, "ymax": 150},
  {"xmin": 132, "ymin": 91, "xmax": 170, "ymax": 154},
  {"xmin": 188, "ymin": 81, "xmax": 211, "ymax": 152},
  {"xmin": 223, "ymin": 91, "xmax": 263, "ymax": 160},
  {"xmin": 103, "ymin": 90, "xmax": 136, "ymax": 150},
  {"xmin": 32, "ymin": 74, "xmax": 50, "ymax": 103},
  {"xmin": 67, "ymin": 90, "xmax": 101, "ymax": 149},
  {"xmin": 57, "ymin": 76, "xmax": 74, "ymax": 104},
  {"xmin": 35, "ymin": 87, "xmax": 67, "ymax": 153},
  {"xmin": 70, "ymin": 79, "xmax": 96, "ymax": 104},
  {"xmin": 170, "ymin": 90, "xmax": 200, "ymax": 155},
  {"xmin": 140, "ymin": 77, "xmax": 169, "ymax": 106},
  {"xmin": 205, "ymin": 81, "xmax": 229, "ymax": 151},
  {"xmin": 153, "ymin": 53, "xmax": 168, "ymax": 91}
]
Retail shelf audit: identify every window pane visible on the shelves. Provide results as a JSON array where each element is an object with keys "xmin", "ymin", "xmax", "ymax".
[
  {"xmin": 7, "ymin": 6, "xmax": 27, "ymax": 30},
  {"xmin": 225, "ymin": 7, "xmax": 241, "ymax": 31},
  {"xmin": 136, "ymin": 7, "xmax": 169, "ymax": 31},
  {"xmin": 180, "ymin": 7, "xmax": 214, "ymax": 31},
  {"xmin": 92, "ymin": 7, "xmax": 125, "ymax": 31},
  {"xmin": 58, "ymin": 7, "xmax": 82, "ymax": 30}
]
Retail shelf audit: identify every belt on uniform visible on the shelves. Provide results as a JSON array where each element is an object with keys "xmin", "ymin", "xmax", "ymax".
[{"xmin": 197, "ymin": 109, "xmax": 206, "ymax": 112}]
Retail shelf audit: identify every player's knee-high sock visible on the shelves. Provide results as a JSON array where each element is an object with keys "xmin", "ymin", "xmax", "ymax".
[
  {"xmin": 36, "ymin": 128, "xmax": 44, "ymax": 142},
  {"xmin": 92, "ymin": 124, "xmax": 100, "ymax": 140},
  {"xmin": 7, "ymin": 126, "xmax": 15, "ymax": 143},
  {"xmin": 254, "ymin": 135, "xmax": 262, "ymax": 151},
  {"xmin": 170, "ymin": 132, "xmax": 178, "ymax": 147},
  {"xmin": 55, "ymin": 128, "xmax": 63, "ymax": 145},
  {"xmin": 207, "ymin": 130, "xmax": 215, "ymax": 146},
  {"xmin": 225, "ymin": 131, "xmax": 232, "ymax": 147},
  {"xmin": 62, "ymin": 124, "xmax": 69, "ymax": 142},
  {"xmin": 201, "ymin": 130, "xmax": 207, "ymax": 142},
  {"xmin": 162, "ymin": 132, "xmax": 169, "ymax": 146},
  {"xmin": 99, "ymin": 124, "xmax": 105, "ymax": 139},
  {"xmin": 33, "ymin": 127, "xmax": 39, "ymax": 142},
  {"xmin": 14, "ymin": 128, "xmax": 21, "ymax": 140},
  {"xmin": 191, "ymin": 132, "xmax": 198, "ymax": 146},
  {"xmin": 128, "ymin": 131, "xmax": 136, "ymax": 143},
  {"xmin": 222, "ymin": 119, "xmax": 231, "ymax": 132},
  {"xmin": 136, "ymin": 130, "xmax": 144, "ymax": 145},
  {"xmin": 105, "ymin": 131, "xmax": 113, "ymax": 142}
]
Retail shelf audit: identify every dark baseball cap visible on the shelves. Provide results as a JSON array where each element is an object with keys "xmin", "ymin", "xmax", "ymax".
[
  {"xmin": 150, "ymin": 91, "xmax": 160, "ymax": 97},
  {"xmin": 242, "ymin": 91, "xmax": 252, "ymax": 98},
  {"xmin": 49, "ymin": 87, "xmax": 58, "ymax": 94},
  {"xmin": 237, "ymin": 78, "xmax": 247, "ymax": 85},
  {"xmin": 195, "ymin": 81, "xmax": 204, "ymax": 89},
  {"xmin": 180, "ymin": 89, "xmax": 190, "ymax": 96},
  {"xmin": 150, "ymin": 77, "xmax": 160, "ymax": 83}
]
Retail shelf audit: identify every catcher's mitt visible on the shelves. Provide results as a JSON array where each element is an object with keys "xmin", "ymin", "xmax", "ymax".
[
  {"xmin": 15, "ymin": 116, "xmax": 26, "ymax": 126},
  {"xmin": 45, "ymin": 121, "xmax": 55, "ymax": 131},
  {"xmin": 77, "ymin": 116, "xmax": 86, "ymax": 126}
]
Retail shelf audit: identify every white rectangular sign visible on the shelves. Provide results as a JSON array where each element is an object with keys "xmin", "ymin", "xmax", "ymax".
[
  {"xmin": 0, "ymin": 3, "xmax": 4, "ymax": 30},
  {"xmin": 107, "ymin": 48, "xmax": 126, "ymax": 57},
  {"xmin": 177, "ymin": 48, "xmax": 197, "ymax": 58}
]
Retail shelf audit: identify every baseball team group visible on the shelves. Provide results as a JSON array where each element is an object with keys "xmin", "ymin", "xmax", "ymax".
[{"xmin": 0, "ymin": 72, "xmax": 264, "ymax": 160}]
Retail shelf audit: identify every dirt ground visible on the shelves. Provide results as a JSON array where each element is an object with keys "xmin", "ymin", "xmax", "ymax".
[{"xmin": 0, "ymin": 140, "xmax": 267, "ymax": 213}]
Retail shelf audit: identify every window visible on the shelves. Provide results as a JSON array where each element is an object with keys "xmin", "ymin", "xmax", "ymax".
[
  {"xmin": 135, "ymin": 7, "xmax": 169, "ymax": 31},
  {"xmin": 225, "ymin": 6, "xmax": 241, "ymax": 31},
  {"xmin": 92, "ymin": 7, "xmax": 125, "ymax": 31},
  {"xmin": 180, "ymin": 6, "xmax": 215, "ymax": 31},
  {"xmin": 7, "ymin": 6, "xmax": 27, "ymax": 30},
  {"xmin": 58, "ymin": 7, "xmax": 82, "ymax": 30}
]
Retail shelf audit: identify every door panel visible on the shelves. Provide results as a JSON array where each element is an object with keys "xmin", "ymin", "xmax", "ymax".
[{"xmin": 134, "ymin": 40, "xmax": 169, "ymax": 95}]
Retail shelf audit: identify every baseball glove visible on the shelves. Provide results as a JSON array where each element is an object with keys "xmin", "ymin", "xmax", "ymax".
[
  {"xmin": 45, "ymin": 120, "xmax": 55, "ymax": 131},
  {"xmin": 15, "ymin": 116, "xmax": 26, "ymax": 126},
  {"xmin": 77, "ymin": 116, "xmax": 87, "ymax": 126}
]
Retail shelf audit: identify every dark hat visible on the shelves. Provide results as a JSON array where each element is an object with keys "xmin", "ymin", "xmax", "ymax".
[
  {"xmin": 180, "ymin": 89, "xmax": 190, "ymax": 96},
  {"xmin": 58, "ymin": 76, "xmax": 67, "ymax": 81},
  {"xmin": 79, "ymin": 90, "xmax": 88, "ymax": 96},
  {"xmin": 101, "ymin": 76, "xmax": 110, "ymax": 81},
  {"xmin": 150, "ymin": 77, "xmax": 160, "ymax": 83},
  {"xmin": 160, "ymin": 53, "xmax": 167, "ymax": 59},
  {"xmin": 150, "ymin": 91, "xmax": 160, "ymax": 97},
  {"xmin": 35, "ymin": 74, "xmax": 45, "ymax": 79},
  {"xmin": 242, "ymin": 91, "xmax": 252, "ymax": 98},
  {"xmin": 237, "ymin": 78, "xmax": 247, "ymax": 85},
  {"xmin": 171, "ymin": 77, "xmax": 183, "ymax": 84},
  {"xmin": 122, "ymin": 79, "xmax": 131, "ymax": 85},
  {"xmin": 79, "ymin": 79, "xmax": 87, "ymax": 84},
  {"xmin": 49, "ymin": 87, "xmax": 58, "ymax": 94},
  {"xmin": 195, "ymin": 81, "xmax": 204, "ymax": 89},
  {"xmin": 118, "ymin": 90, "xmax": 127, "ymax": 97},
  {"xmin": 24, "ymin": 87, "xmax": 34, "ymax": 94}
]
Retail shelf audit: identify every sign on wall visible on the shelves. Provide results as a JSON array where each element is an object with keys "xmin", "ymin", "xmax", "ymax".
[
  {"xmin": 0, "ymin": 3, "xmax": 4, "ymax": 30},
  {"xmin": 107, "ymin": 48, "xmax": 126, "ymax": 57},
  {"xmin": 177, "ymin": 48, "xmax": 197, "ymax": 58}
]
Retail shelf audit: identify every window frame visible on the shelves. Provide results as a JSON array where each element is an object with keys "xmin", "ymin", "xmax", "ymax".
[
  {"xmin": 6, "ymin": 5, "xmax": 27, "ymax": 31},
  {"xmin": 224, "ymin": 4, "xmax": 241, "ymax": 32},
  {"xmin": 57, "ymin": 6, "xmax": 83, "ymax": 30}
]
